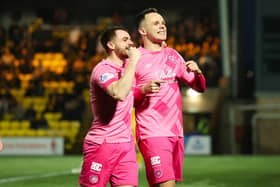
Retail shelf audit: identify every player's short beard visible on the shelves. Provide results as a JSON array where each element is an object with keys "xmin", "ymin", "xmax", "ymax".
[
  {"xmin": 118, "ymin": 49, "xmax": 129, "ymax": 59},
  {"xmin": 122, "ymin": 47, "xmax": 130, "ymax": 58}
]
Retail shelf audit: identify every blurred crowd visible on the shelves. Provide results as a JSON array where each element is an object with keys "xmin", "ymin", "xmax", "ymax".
[{"xmin": 0, "ymin": 10, "xmax": 221, "ymax": 129}]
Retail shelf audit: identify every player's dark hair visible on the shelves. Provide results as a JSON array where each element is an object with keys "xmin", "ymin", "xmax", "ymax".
[
  {"xmin": 135, "ymin": 8, "xmax": 159, "ymax": 29},
  {"xmin": 100, "ymin": 26, "xmax": 128, "ymax": 53}
]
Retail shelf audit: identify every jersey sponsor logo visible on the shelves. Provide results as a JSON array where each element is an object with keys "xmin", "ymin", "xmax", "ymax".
[
  {"xmin": 90, "ymin": 162, "xmax": 102, "ymax": 172},
  {"xmin": 158, "ymin": 69, "xmax": 175, "ymax": 80},
  {"xmin": 151, "ymin": 156, "xmax": 161, "ymax": 166},
  {"xmin": 89, "ymin": 175, "xmax": 99, "ymax": 184},
  {"xmin": 100, "ymin": 73, "xmax": 114, "ymax": 82}
]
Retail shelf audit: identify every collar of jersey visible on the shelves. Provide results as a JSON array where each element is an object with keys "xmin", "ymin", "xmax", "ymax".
[
  {"xmin": 139, "ymin": 46, "xmax": 164, "ymax": 55},
  {"xmin": 102, "ymin": 59, "xmax": 124, "ymax": 70}
]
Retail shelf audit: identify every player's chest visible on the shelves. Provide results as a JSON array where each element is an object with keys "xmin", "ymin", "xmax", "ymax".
[{"xmin": 137, "ymin": 56, "xmax": 177, "ymax": 81}]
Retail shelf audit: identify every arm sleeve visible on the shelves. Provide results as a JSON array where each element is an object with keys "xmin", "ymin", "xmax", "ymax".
[
  {"xmin": 189, "ymin": 74, "xmax": 206, "ymax": 92},
  {"xmin": 133, "ymin": 85, "xmax": 145, "ymax": 107},
  {"xmin": 175, "ymin": 50, "xmax": 206, "ymax": 92},
  {"xmin": 93, "ymin": 65, "xmax": 118, "ymax": 92}
]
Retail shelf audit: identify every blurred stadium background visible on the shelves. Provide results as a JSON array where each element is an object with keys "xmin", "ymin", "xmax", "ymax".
[{"xmin": 0, "ymin": 0, "xmax": 280, "ymax": 186}]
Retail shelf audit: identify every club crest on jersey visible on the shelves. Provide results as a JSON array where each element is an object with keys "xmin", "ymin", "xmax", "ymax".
[
  {"xmin": 154, "ymin": 169, "xmax": 163, "ymax": 178},
  {"xmin": 168, "ymin": 56, "xmax": 178, "ymax": 63},
  {"xmin": 100, "ymin": 73, "xmax": 114, "ymax": 82},
  {"xmin": 90, "ymin": 162, "xmax": 102, "ymax": 172},
  {"xmin": 89, "ymin": 175, "xmax": 99, "ymax": 184},
  {"xmin": 151, "ymin": 156, "xmax": 161, "ymax": 166}
]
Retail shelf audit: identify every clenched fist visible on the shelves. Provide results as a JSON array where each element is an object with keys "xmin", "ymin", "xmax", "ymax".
[{"xmin": 128, "ymin": 47, "xmax": 141, "ymax": 64}]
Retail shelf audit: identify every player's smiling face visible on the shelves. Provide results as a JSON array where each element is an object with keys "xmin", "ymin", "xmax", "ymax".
[
  {"xmin": 111, "ymin": 30, "xmax": 134, "ymax": 58},
  {"xmin": 142, "ymin": 12, "xmax": 167, "ymax": 43}
]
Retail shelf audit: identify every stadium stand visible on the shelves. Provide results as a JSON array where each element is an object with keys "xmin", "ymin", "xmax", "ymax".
[{"xmin": 0, "ymin": 10, "xmax": 221, "ymax": 154}]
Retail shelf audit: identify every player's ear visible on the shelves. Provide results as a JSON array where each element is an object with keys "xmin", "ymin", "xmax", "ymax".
[
  {"xmin": 138, "ymin": 27, "xmax": 146, "ymax": 36},
  {"xmin": 107, "ymin": 41, "xmax": 115, "ymax": 50}
]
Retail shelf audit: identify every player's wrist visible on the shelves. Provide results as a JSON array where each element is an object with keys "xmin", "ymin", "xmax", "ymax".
[
  {"xmin": 141, "ymin": 85, "xmax": 147, "ymax": 94},
  {"xmin": 128, "ymin": 58, "xmax": 138, "ymax": 65},
  {"xmin": 196, "ymin": 69, "xmax": 202, "ymax": 75}
]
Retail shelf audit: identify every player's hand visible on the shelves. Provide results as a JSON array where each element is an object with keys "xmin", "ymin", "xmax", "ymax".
[
  {"xmin": 142, "ymin": 80, "xmax": 166, "ymax": 94},
  {"xmin": 185, "ymin": 60, "xmax": 202, "ymax": 75},
  {"xmin": 128, "ymin": 47, "xmax": 141, "ymax": 64}
]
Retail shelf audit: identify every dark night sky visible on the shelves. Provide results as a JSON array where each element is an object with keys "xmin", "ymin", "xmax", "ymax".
[{"xmin": 0, "ymin": 0, "xmax": 218, "ymax": 24}]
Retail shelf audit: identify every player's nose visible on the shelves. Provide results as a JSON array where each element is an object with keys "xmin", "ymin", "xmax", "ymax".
[{"xmin": 128, "ymin": 40, "xmax": 134, "ymax": 47}]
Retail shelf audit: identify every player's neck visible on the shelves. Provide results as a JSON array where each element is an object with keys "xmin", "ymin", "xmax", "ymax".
[
  {"xmin": 106, "ymin": 53, "xmax": 125, "ymax": 66},
  {"xmin": 143, "ymin": 39, "xmax": 163, "ymax": 52}
]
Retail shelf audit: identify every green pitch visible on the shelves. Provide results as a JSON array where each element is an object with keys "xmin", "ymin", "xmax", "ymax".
[{"xmin": 0, "ymin": 156, "xmax": 279, "ymax": 187}]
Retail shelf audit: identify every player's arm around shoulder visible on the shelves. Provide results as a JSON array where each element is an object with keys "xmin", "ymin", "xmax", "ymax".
[{"xmin": 107, "ymin": 47, "xmax": 141, "ymax": 101}]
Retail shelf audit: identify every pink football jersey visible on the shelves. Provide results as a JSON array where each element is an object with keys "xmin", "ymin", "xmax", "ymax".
[
  {"xmin": 85, "ymin": 60, "xmax": 133, "ymax": 144},
  {"xmin": 135, "ymin": 47, "xmax": 205, "ymax": 140}
]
